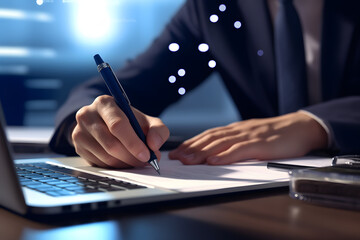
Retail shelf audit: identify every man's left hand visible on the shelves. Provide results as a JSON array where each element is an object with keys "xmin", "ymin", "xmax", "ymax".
[{"xmin": 168, "ymin": 111, "xmax": 328, "ymax": 165}]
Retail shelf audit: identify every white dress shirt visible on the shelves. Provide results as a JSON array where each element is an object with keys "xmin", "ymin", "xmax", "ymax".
[{"xmin": 268, "ymin": 0, "xmax": 332, "ymax": 147}]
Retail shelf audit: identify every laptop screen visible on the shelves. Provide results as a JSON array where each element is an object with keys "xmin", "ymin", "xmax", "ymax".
[{"xmin": 0, "ymin": 102, "xmax": 27, "ymax": 214}]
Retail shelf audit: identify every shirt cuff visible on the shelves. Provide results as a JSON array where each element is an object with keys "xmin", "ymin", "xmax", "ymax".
[{"xmin": 298, "ymin": 110, "xmax": 333, "ymax": 149}]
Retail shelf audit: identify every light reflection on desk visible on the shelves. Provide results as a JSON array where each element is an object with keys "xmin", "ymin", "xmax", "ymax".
[{"xmin": 21, "ymin": 221, "xmax": 121, "ymax": 240}]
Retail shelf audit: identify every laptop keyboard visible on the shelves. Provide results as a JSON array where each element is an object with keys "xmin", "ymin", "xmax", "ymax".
[{"xmin": 15, "ymin": 163, "xmax": 147, "ymax": 197}]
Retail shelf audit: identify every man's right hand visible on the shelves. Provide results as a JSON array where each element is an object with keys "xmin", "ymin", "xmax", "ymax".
[{"xmin": 71, "ymin": 95, "xmax": 170, "ymax": 168}]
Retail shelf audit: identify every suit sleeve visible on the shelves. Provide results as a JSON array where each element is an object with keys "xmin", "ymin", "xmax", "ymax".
[
  {"xmin": 49, "ymin": 0, "xmax": 215, "ymax": 155},
  {"xmin": 303, "ymin": 96, "xmax": 360, "ymax": 154}
]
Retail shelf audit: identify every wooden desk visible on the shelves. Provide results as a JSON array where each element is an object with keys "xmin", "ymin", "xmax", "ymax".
[
  {"xmin": 1, "ymin": 188, "xmax": 359, "ymax": 240},
  {"xmin": 3, "ymin": 131, "xmax": 359, "ymax": 240}
]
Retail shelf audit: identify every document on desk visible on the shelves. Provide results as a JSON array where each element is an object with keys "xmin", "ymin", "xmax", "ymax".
[{"xmin": 64, "ymin": 152, "xmax": 333, "ymax": 193}]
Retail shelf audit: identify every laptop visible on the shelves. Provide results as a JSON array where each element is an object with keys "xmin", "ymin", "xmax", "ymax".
[{"xmin": 0, "ymin": 103, "xmax": 181, "ymax": 216}]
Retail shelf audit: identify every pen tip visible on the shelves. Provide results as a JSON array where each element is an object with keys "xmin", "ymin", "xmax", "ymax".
[{"xmin": 149, "ymin": 159, "xmax": 160, "ymax": 175}]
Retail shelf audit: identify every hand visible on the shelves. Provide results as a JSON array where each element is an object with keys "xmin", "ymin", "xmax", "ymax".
[
  {"xmin": 71, "ymin": 95, "xmax": 170, "ymax": 168},
  {"xmin": 168, "ymin": 112, "xmax": 328, "ymax": 165}
]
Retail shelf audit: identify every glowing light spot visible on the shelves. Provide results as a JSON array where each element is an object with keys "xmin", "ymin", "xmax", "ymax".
[
  {"xmin": 0, "ymin": 47, "xmax": 56, "ymax": 58},
  {"xmin": 168, "ymin": 75, "xmax": 176, "ymax": 83},
  {"xmin": 178, "ymin": 69, "xmax": 186, "ymax": 77},
  {"xmin": 73, "ymin": 0, "xmax": 115, "ymax": 44},
  {"xmin": 234, "ymin": 21, "xmax": 242, "ymax": 29},
  {"xmin": 198, "ymin": 43, "xmax": 209, "ymax": 53},
  {"xmin": 208, "ymin": 60, "xmax": 216, "ymax": 68},
  {"xmin": 209, "ymin": 14, "xmax": 219, "ymax": 23},
  {"xmin": 168, "ymin": 43, "xmax": 180, "ymax": 52},
  {"xmin": 0, "ymin": 9, "xmax": 53, "ymax": 22},
  {"xmin": 219, "ymin": 4, "xmax": 226, "ymax": 12},
  {"xmin": 36, "ymin": 0, "xmax": 44, "ymax": 6},
  {"xmin": 257, "ymin": 49, "xmax": 264, "ymax": 56},
  {"xmin": 178, "ymin": 87, "xmax": 186, "ymax": 95}
]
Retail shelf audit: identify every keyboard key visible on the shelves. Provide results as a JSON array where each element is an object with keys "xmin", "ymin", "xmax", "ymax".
[
  {"xmin": 57, "ymin": 183, "xmax": 79, "ymax": 188},
  {"xmin": 16, "ymin": 162, "xmax": 148, "ymax": 197},
  {"xmin": 65, "ymin": 186, "xmax": 87, "ymax": 191}
]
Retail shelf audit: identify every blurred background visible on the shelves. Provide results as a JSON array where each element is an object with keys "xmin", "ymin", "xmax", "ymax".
[{"xmin": 0, "ymin": 0, "xmax": 240, "ymax": 139}]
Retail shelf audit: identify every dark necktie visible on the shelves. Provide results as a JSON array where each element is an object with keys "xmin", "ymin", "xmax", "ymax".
[{"xmin": 275, "ymin": 0, "xmax": 308, "ymax": 114}]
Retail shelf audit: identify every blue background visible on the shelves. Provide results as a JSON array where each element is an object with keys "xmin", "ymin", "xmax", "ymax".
[{"xmin": 0, "ymin": 0, "xmax": 239, "ymax": 138}]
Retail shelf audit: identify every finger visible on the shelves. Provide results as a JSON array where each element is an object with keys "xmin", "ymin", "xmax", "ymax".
[
  {"xmin": 95, "ymin": 96, "xmax": 150, "ymax": 162},
  {"xmin": 79, "ymin": 112, "xmax": 146, "ymax": 167},
  {"xmin": 145, "ymin": 117, "xmax": 170, "ymax": 152},
  {"xmin": 76, "ymin": 104, "xmax": 146, "ymax": 167},
  {"xmin": 171, "ymin": 126, "xmax": 230, "ymax": 154},
  {"xmin": 77, "ymin": 148, "xmax": 111, "ymax": 168},
  {"xmin": 83, "ymin": 135, "xmax": 142, "ymax": 168},
  {"xmin": 169, "ymin": 129, "xmax": 245, "ymax": 161},
  {"xmin": 174, "ymin": 134, "xmax": 248, "ymax": 165},
  {"xmin": 73, "ymin": 125, "xmax": 145, "ymax": 168},
  {"xmin": 86, "ymin": 135, "xmax": 146, "ymax": 168},
  {"xmin": 72, "ymin": 126, "xmax": 111, "ymax": 168},
  {"xmin": 206, "ymin": 139, "xmax": 263, "ymax": 165}
]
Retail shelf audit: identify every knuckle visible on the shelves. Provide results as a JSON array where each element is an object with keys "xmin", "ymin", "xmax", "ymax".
[
  {"xmin": 151, "ymin": 118, "xmax": 170, "ymax": 137},
  {"xmin": 108, "ymin": 119, "xmax": 126, "ymax": 135},
  {"xmin": 204, "ymin": 133, "xmax": 217, "ymax": 142},
  {"xmin": 203, "ymin": 128, "xmax": 215, "ymax": 135},
  {"xmin": 75, "ymin": 107, "xmax": 89, "ymax": 122},
  {"xmin": 163, "ymin": 125, "xmax": 170, "ymax": 139},
  {"xmin": 71, "ymin": 127, "xmax": 83, "ymax": 142},
  {"xmin": 94, "ymin": 95, "xmax": 113, "ymax": 106},
  {"xmin": 217, "ymin": 136, "xmax": 233, "ymax": 145},
  {"xmin": 249, "ymin": 131, "xmax": 266, "ymax": 139}
]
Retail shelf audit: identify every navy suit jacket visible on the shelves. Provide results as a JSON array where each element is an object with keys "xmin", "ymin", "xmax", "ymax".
[{"xmin": 50, "ymin": 0, "xmax": 360, "ymax": 155}]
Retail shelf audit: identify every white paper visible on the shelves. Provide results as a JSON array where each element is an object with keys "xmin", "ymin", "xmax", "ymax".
[{"xmin": 60, "ymin": 152, "xmax": 333, "ymax": 193}]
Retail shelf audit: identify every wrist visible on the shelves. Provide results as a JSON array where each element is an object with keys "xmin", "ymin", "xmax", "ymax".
[{"xmin": 295, "ymin": 111, "xmax": 328, "ymax": 151}]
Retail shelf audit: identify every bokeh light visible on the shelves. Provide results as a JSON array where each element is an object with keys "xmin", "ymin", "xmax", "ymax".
[
  {"xmin": 36, "ymin": 0, "xmax": 44, "ymax": 6},
  {"xmin": 234, "ymin": 21, "xmax": 242, "ymax": 29},
  {"xmin": 219, "ymin": 4, "xmax": 226, "ymax": 12},
  {"xmin": 178, "ymin": 68, "xmax": 185, "ymax": 77},
  {"xmin": 208, "ymin": 60, "xmax": 216, "ymax": 68},
  {"xmin": 169, "ymin": 43, "xmax": 180, "ymax": 52},
  {"xmin": 178, "ymin": 87, "xmax": 186, "ymax": 95},
  {"xmin": 210, "ymin": 14, "xmax": 219, "ymax": 23},
  {"xmin": 168, "ymin": 75, "xmax": 176, "ymax": 83},
  {"xmin": 198, "ymin": 43, "xmax": 209, "ymax": 52}
]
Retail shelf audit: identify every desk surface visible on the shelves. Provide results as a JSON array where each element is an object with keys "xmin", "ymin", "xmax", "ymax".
[
  {"xmin": 1, "ymin": 188, "xmax": 359, "ymax": 240},
  {"xmin": 3, "ymin": 128, "xmax": 360, "ymax": 239}
]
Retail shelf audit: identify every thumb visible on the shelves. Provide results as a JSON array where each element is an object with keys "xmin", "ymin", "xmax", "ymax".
[{"xmin": 146, "ymin": 116, "xmax": 170, "ymax": 152}]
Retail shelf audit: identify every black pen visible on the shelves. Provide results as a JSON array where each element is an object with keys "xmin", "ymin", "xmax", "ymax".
[
  {"xmin": 267, "ymin": 162, "xmax": 314, "ymax": 172},
  {"xmin": 94, "ymin": 54, "xmax": 160, "ymax": 175}
]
